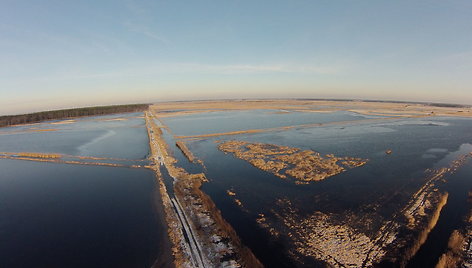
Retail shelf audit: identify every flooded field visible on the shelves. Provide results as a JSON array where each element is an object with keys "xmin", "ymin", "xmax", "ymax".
[
  {"xmin": 1, "ymin": 100, "xmax": 472, "ymax": 268},
  {"xmin": 154, "ymin": 101, "xmax": 472, "ymax": 268},
  {"xmin": 0, "ymin": 113, "xmax": 170, "ymax": 268}
]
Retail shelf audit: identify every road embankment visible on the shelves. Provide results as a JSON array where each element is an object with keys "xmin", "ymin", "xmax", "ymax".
[{"xmin": 145, "ymin": 110, "xmax": 263, "ymax": 268}]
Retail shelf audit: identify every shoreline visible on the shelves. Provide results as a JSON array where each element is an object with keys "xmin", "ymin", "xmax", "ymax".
[
  {"xmin": 1, "ymin": 99, "xmax": 470, "ymax": 131},
  {"xmin": 151, "ymin": 99, "xmax": 472, "ymax": 119}
]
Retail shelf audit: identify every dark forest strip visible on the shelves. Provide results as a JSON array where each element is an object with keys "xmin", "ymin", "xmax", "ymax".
[{"xmin": 0, "ymin": 104, "xmax": 149, "ymax": 127}]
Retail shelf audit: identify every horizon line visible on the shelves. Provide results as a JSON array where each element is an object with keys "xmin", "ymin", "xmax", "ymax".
[{"xmin": 1, "ymin": 97, "xmax": 470, "ymax": 117}]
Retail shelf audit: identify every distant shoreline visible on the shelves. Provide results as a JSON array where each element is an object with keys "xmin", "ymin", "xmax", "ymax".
[
  {"xmin": 2, "ymin": 98, "xmax": 471, "ymax": 128},
  {"xmin": 150, "ymin": 99, "xmax": 472, "ymax": 119},
  {"xmin": 150, "ymin": 98, "xmax": 471, "ymax": 108},
  {"xmin": 0, "ymin": 104, "xmax": 149, "ymax": 128}
]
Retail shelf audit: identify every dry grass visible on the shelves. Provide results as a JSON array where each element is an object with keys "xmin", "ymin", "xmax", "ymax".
[{"xmin": 435, "ymin": 230, "xmax": 465, "ymax": 268}]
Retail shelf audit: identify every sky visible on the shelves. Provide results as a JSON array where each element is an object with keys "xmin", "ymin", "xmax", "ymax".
[{"xmin": 1, "ymin": 0, "xmax": 472, "ymax": 115}]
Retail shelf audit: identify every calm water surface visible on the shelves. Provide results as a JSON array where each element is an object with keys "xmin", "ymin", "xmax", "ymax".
[
  {"xmin": 0, "ymin": 113, "xmax": 149, "ymax": 159},
  {"xmin": 0, "ymin": 113, "xmax": 168, "ymax": 268},
  {"xmin": 161, "ymin": 109, "xmax": 382, "ymax": 136},
  {"xmin": 169, "ymin": 113, "xmax": 472, "ymax": 267}
]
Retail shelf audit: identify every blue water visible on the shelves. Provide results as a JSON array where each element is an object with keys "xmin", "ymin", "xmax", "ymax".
[
  {"xmin": 3, "ymin": 110, "xmax": 467, "ymax": 267},
  {"xmin": 406, "ymin": 143, "xmax": 472, "ymax": 267},
  {"xmin": 0, "ymin": 160, "xmax": 162, "ymax": 268},
  {"xmin": 161, "ymin": 109, "xmax": 381, "ymax": 136},
  {"xmin": 172, "ymin": 115, "xmax": 472, "ymax": 267},
  {"xmin": 0, "ymin": 113, "xmax": 169, "ymax": 268},
  {"xmin": 0, "ymin": 113, "xmax": 149, "ymax": 159}
]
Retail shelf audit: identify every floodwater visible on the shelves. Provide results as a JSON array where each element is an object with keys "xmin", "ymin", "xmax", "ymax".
[
  {"xmin": 407, "ymin": 143, "xmax": 472, "ymax": 267},
  {"xmin": 164, "ymin": 110, "xmax": 472, "ymax": 267},
  {"xmin": 0, "ymin": 113, "xmax": 149, "ymax": 159},
  {"xmin": 2, "ymin": 109, "xmax": 471, "ymax": 267},
  {"xmin": 0, "ymin": 113, "xmax": 169, "ymax": 268},
  {"xmin": 160, "ymin": 109, "xmax": 383, "ymax": 136}
]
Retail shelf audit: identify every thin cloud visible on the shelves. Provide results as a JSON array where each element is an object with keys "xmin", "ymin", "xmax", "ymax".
[
  {"xmin": 35, "ymin": 61, "xmax": 342, "ymax": 82},
  {"xmin": 165, "ymin": 62, "xmax": 341, "ymax": 74},
  {"xmin": 123, "ymin": 21, "xmax": 170, "ymax": 44},
  {"xmin": 435, "ymin": 51, "xmax": 472, "ymax": 68},
  {"xmin": 123, "ymin": 0, "xmax": 169, "ymax": 44}
]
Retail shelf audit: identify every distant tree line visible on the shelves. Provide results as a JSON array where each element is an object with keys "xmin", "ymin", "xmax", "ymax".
[
  {"xmin": 0, "ymin": 104, "xmax": 149, "ymax": 128},
  {"xmin": 428, "ymin": 103, "xmax": 466, "ymax": 108},
  {"xmin": 297, "ymin": 98, "xmax": 469, "ymax": 108}
]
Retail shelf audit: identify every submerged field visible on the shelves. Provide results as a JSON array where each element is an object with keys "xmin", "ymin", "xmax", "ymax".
[
  {"xmin": 153, "ymin": 100, "xmax": 472, "ymax": 267},
  {"xmin": 1, "ymin": 100, "xmax": 472, "ymax": 268},
  {"xmin": 0, "ymin": 113, "xmax": 171, "ymax": 268}
]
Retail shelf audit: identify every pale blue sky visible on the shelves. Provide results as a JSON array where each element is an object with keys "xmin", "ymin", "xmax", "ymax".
[{"xmin": 1, "ymin": 0, "xmax": 472, "ymax": 114}]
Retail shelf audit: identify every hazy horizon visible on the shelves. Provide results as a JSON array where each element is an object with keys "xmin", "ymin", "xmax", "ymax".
[
  {"xmin": 2, "ymin": 1, "xmax": 472, "ymax": 114},
  {"xmin": 1, "ymin": 96, "xmax": 470, "ymax": 117}
]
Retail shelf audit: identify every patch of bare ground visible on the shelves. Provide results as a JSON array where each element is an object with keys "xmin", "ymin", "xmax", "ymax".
[{"xmin": 218, "ymin": 140, "xmax": 367, "ymax": 184}]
